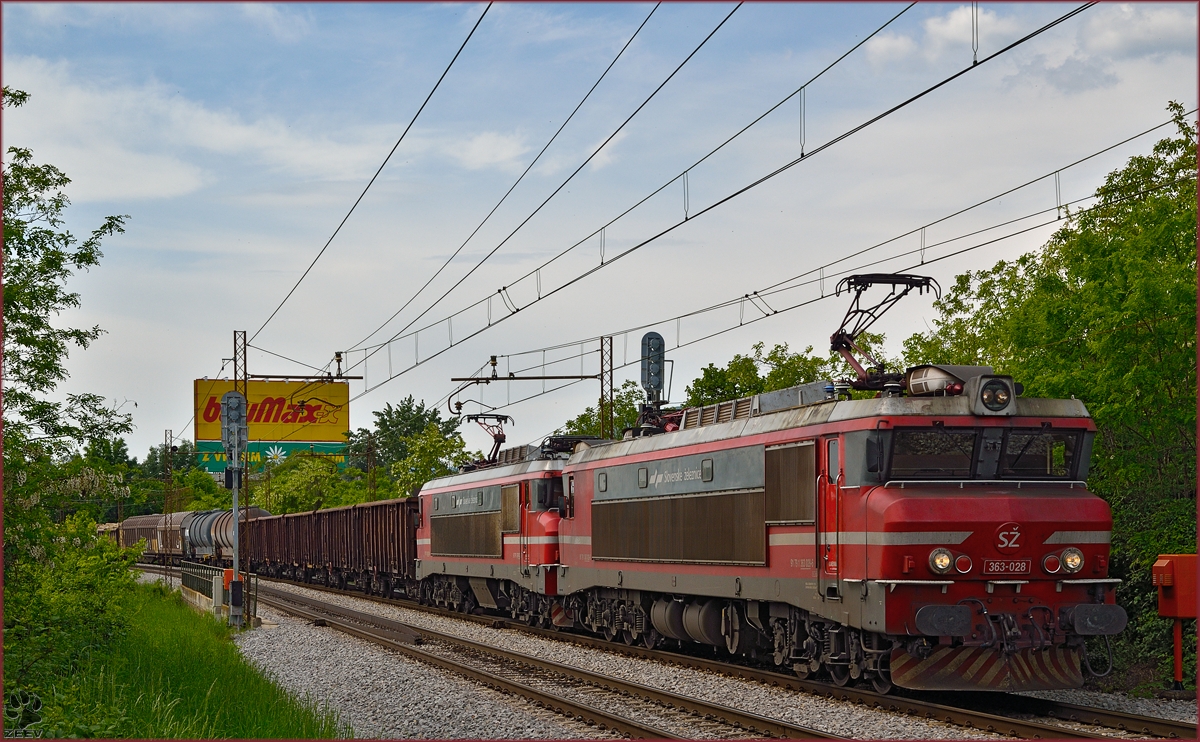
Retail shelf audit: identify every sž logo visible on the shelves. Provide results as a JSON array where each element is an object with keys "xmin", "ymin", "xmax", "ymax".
[
  {"xmin": 994, "ymin": 522, "xmax": 1022, "ymax": 553},
  {"xmin": 202, "ymin": 396, "xmax": 324, "ymax": 425}
]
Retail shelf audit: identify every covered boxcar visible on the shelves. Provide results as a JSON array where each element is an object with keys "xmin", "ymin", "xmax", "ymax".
[{"xmin": 119, "ymin": 514, "xmax": 164, "ymax": 555}]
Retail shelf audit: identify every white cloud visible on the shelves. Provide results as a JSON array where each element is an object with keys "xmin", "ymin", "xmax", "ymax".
[
  {"xmin": 13, "ymin": 3, "xmax": 216, "ymax": 31},
  {"xmin": 865, "ymin": 32, "xmax": 916, "ymax": 65},
  {"xmin": 864, "ymin": 6, "xmax": 1022, "ymax": 66},
  {"xmin": 923, "ymin": 6, "xmax": 1022, "ymax": 59},
  {"xmin": 445, "ymin": 131, "xmax": 530, "ymax": 171},
  {"xmin": 1080, "ymin": 4, "xmax": 1196, "ymax": 59},
  {"xmin": 239, "ymin": 3, "xmax": 312, "ymax": 43},
  {"xmin": 1012, "ymin": 54, "xmax": 1119, "ymax": 95},
  {"xmin": 589, "ymin": 129, "xmax": 628, "ymax": 170},
  {"xmin": 2, "ymin": 57, "xmax": 396, "ymax": 202}
]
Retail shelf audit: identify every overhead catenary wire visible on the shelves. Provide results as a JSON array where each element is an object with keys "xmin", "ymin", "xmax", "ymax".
[
  {"xmin": 347, "ymin": 3, "xmax": 662, "ymax": 353},
  {"xmin": 486, "ymin": 107, "xmax": 1194, "ymax": 361},
  {"xmin": 343, "ymin": 2, "xmax": 744, "ymax": 358},
  {"xmin": 341, "ymin": 3, "xmax": 1097, "ymax": 402},
  {"xmin": 346, "ymin": 2, "xmax": 913, "ymax": 356},
  {"xmin": 447, "ymin": 175, "xmax": 1184, "ymax": 420},
  {"xmin": 248, "ymin": 344, "xmax": 328, "ymax": 374},
  {"xmin": 480, "ymin": 136, "xmax": 1190, "ymax": 374},
  {"xmin": 250, "ymin": 2, "xmax": 493, "ymax": 344}
]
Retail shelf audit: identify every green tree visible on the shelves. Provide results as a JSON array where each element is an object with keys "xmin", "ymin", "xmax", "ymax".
[
  {"xmin": 903, "ymin": 102, "xmax": 1197, "ymax": 688},
  {"xmin": 557, "ymin": 380, "xmax": 646, "ymax": 437},
  {"xmin": 259, "ymin": 456, "xmax": 341, "ymax": 513},
  {"xmin": 2, "ymin": 86, "xmax": 131, "ymax": 446},
  {"xmin": 345, "ymin": 396, "xmax": 459, "ymax": 475},
  {"xmin": 390, "ymin": 423, "xmax": 476, "ymax": 496},
  {"xmin": 85, "ymin": 437, "xmax": 136, "ymax": 468},
  {"xmin": 3, "ymin": 87, "xmax": 141, "ymax": 725},
  {"xmin": 682, "ymin": 338, "xmax": 882, "ymax": 408},
  {"xmin": 140, "ymin": 439, "xmax": 197, "ymax": 480},
  {"xmin": 179, "ymin": 468, "xmax": 229, "ymax": 511}
]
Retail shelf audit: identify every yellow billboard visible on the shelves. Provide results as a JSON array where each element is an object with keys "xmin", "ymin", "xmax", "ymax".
[{"xmin": 193, "ymin": 379, "xmax": 350, "ymax": 443}]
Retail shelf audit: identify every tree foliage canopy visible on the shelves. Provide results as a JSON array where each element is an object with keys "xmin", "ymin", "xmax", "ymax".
[
  {"xmin": 2, "ymin": 86, "xmax": 131, "ymax": 446},
  {"xmin": 390, "ymin": 422, "xmax": 476, "ymax": 496},
  {"xmin": 684, "ymin": 334, "xmax": 892, "ymax": 407},
  {"xmin": 557, "ymin": 380, "xmax": 645, "ymax": 437},
  {"xmin": 344, "ymin": 395, "xmax": 459, "ymax": 473}
]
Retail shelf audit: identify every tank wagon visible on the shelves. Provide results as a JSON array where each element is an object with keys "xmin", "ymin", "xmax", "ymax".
[
  {"xmin": 117, "ymin": 507, "xmax": 270, "ymax": 564},
  {"xmin": 120, "ymin": 274, "xmax": 1128, "ymax": 694}
]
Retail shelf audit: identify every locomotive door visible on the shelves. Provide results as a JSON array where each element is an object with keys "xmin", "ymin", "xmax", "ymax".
[
  {"xmin": 519, "ymin": 481, "xmax": 530, "ymax": 572},
  {"xmin": 819, "ymin": 437, "xmax": 841, "ymax": 598}
]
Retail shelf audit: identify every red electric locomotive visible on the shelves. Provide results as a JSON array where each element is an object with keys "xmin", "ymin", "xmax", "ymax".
[
  {"xmin": 416, "ymin": 427, "xmax": 577, "ymax": 626},
  {"xmin": 420, "ymin": 274, "xmax": 1126, "ymax": 692}
]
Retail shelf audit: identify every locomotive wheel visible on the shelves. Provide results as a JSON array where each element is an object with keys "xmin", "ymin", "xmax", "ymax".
[
  {"xmin": 829, "ymin": 664, "xmax": 852, "ymax": 687},
  {"xmin": 793, "ymin": 663, "xmax": 811, "ymax": 680},
  {"xmin": 603, "ymin": 626, "xmax": 620, "ymax": 642},
  {"xmin": 641, "ymin": 629, "xmax": 660, "ymax": 650},
  {"xmin": 621, "ymin": 629, "xmax": 636, "ymax": 646},
  {"xmin": 871, "ymin": 672, "xmax": 894, "ymax": 695}
]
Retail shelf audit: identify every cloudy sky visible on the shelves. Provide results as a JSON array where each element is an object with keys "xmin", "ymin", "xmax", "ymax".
[{"xmin": 3, "ymin": 2, "xmax": 1196, "ymax": 457}]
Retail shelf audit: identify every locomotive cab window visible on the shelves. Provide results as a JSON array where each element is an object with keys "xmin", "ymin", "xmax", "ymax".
[
  {"xmin": 889, "ymin": 428, "xmax": 978, "ymax": 479},
  {"xmin": 528, "ymin": 478, "xmax": 564, "ymax": 512},
  {"xmin": 1000, "ymin": 429, "xmax": 1082, "ymax": 479}
]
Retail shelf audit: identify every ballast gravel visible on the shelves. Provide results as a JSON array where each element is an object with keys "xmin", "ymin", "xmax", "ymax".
[
  {"xmin": 235, "ymin": 605, "xmax": 621, "ymax": 739},
  {"xmin": 1016, "ymin": 688, "xmax": 1197, "ymax": 725},
  {"xmin": 262, "ymin": 582, "xmax": 1001, "ymax": 739}
]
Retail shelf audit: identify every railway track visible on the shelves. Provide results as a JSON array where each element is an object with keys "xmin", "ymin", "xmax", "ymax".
[
  {"xmin": 139, "ymin": 563, "xmax": 1195, "ymax": 739},
  {"xmin": 255, "ymin": 584, "xmax": 839, "ymax": 739}
]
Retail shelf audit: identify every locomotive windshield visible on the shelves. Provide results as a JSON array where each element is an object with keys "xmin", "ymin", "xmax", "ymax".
[
  {"xmin": 889, "ymin": 429, "xmax": 977, "ymax": 478},
  {"xmin": 886, "ymin": 427, "xmax": 1084, "ymax": 481},
  {"xmin": 999, "ymin": 429, "xmax": 1081, "ymax": 479}
]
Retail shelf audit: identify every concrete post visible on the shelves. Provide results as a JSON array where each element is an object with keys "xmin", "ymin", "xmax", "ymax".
[{"xmin": 213, "ymin": 575, "xmax": 224, "ymax": 617}]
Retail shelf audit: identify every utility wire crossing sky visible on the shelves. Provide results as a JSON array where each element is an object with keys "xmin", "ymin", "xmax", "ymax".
[{"xmin": 1, "ymin": 2, "xmax": 1194, "ymax": 455}]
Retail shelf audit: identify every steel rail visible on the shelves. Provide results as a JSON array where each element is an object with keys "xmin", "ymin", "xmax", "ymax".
[
  {"xmin": 258, "ymin": 585, "xmax": 840, "ymax": 739},
  {"xmin": 245, "ymin": 577, "xmax": 1102, "ymax": 739},
  {"xmin": 137, "ymin": 564, "xmax": 1193, "ymax": 739},
  {"xmin": 254, "ymin": 592, "xmax": 684, "ymax": 740}
]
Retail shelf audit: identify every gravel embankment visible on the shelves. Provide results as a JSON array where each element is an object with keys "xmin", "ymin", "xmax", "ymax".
[
  {"xmin": 1016, "ymin": 688, "xmax": 1197, "ymax": 724},
  {"xmin": 236, "ymin": 605, "xmax": 622, "ymax": 739},
  {"xmin": 261, "ymin": 582, "xmax": 1002, "ymax": 739}
]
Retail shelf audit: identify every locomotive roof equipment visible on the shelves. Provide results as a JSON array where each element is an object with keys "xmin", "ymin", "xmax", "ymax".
[{"xmin": 830, "ymin": 273, "xmax": 939, "ymax": 392}]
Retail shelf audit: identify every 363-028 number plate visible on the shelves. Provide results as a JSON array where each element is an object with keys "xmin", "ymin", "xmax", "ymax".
[{"xmin": 983, "ymin": 559, "xmax": 1031, "ymax": 575}]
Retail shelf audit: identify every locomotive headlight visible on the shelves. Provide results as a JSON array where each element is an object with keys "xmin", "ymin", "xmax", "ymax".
[
  {"xmin": 1061, "ymin": 548, "xmax": 1084, "ymax": 573},
  {"xmin": 980, "ymin": 379, "xmax": 1012, "ymax": 411},
  {"xmin": 929, "ymin": 548, "xmax": 953, "ymax": 574}
]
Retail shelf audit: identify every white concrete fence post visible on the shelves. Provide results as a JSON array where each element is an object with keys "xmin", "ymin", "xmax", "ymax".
[{"xmin": 212, "ymin": 575, "xmax": 224, "ymax": 617}]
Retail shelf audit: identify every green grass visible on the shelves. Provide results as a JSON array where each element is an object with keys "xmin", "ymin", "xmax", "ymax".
[{"xmin": 37, "ymin": 582, "xmax": 350, "ymax": 738}]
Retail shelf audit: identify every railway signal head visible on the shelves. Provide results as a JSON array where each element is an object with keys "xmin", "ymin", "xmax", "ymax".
[
  {"xmin": 641, "ymin": 332, "xmax": 665, "ymax": 400},
  {"xmin": 220, "ymin": 391, "xmax": 249, "ymax": 461}
]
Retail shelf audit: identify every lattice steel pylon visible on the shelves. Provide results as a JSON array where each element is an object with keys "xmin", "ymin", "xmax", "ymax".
[
  {"xmin": 232, "ymin": 330, "xmax": 250, "ymax": 570},
  {"xmin": 163, "ymin": 429, "xmax": 174, "ymax": 513},
  {"xmin": 233, "ymin": 330, "xmax": 248, "ymax": 471},
  {"xmin": 599, "ymin": 336, "xmax": 614, "ymax": 439},
  {"xmin": 233, "ymin": 331, "xmax": 248, "ymax": 402}
]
